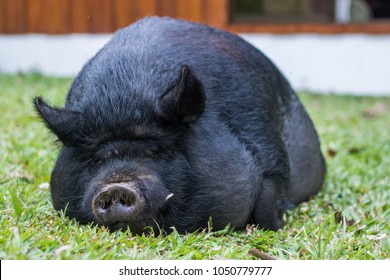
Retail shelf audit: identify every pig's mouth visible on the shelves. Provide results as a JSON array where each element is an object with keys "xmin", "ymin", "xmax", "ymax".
[
  {"xmin": 106, "ymin": 222, "xmax": 130, "ymax": 231},
  {"xmin": 106, "ymin": 221, "xmax": 151, "ymax": 234},
  {"xmin": 98, "ymin": 210, "xmax": 167, "ymax": 236}
]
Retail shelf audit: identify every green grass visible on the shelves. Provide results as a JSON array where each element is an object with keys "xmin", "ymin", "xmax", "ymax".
[{"xmin": 0, "ymin": 73, "xmax": 389, "ymax": 260}]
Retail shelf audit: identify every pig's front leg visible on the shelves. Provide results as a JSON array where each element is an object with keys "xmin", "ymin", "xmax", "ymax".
[{"xmin": 251, "ymin": 176, "xmax": 288, "ymax": 230}]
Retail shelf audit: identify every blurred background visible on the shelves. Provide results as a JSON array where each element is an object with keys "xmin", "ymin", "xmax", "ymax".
[{"xmin": 0, "ymin": 0, "xmax": 389, "ymax": 95}]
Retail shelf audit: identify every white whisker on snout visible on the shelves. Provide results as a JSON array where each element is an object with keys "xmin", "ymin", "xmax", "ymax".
[{"xmin": 165, "ymin": 193, "xmax": 174, "ymax": 201}]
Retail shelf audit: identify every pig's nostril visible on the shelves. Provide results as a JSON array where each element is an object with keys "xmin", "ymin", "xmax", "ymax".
[
  {"xmin": 119, "ymin": 198, "xmax": 132, "ymax": 207},
  {"xmin": 92, "ymin": 184, "xmax": 143, "ymax": 224},
  {"xmin": 102, "ymin": 199, "xmax": 111, "ymax": 210}
]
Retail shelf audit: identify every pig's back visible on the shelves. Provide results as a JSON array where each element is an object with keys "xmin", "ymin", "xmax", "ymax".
[{"xmin": 68, "ymin": 16, "xmax": 290, "ymax": 121}]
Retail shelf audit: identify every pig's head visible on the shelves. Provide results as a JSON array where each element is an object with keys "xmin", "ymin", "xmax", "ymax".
[{"xmin": 34, "ymin": 66, "xmax": 205, "ymax": 234}]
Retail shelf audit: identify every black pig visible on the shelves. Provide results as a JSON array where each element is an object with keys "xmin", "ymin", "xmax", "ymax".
[{"xmin": 34, "ymin": 17, "xmax": 325, "ymax": 234}]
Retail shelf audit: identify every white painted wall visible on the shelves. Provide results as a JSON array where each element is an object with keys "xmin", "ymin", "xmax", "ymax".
[
  {"xmin": 241, "ymin": 34, "xmax": 390, "ymax": 95},
  {"xmin": 0, "ymin": 34, "xmax": 111, "ymax": 77},
  {"xmin": 0, "ymin": 33, "xmax": 389, "ymax": 96}
]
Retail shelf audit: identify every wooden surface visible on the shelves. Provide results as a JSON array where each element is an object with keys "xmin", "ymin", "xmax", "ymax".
[
  {"xmin": 1, "ymin": 0, "xmax": 27, "ymax": 33},
  {"xmin": 0, "ymin": 0, "xmax": 389, "ymax": 34},
  {"xmin": 27, "ymin": 0, "xmax": 70, "ymax": 33}
]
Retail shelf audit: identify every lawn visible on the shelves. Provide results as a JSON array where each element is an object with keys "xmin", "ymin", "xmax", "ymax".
[{"xmin": 0, "ymin": 73, "xmax": 389, "ymax": 260}]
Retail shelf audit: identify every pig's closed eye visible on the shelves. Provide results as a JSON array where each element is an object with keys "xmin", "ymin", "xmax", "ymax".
[
  {"xmin": 93, "ymin": 150, "xmax": 113, "ymax": 165},
  {"xmin": 93, "ymin": 157, "xmax": 105, "ymax": 165},
  {"xmin": 143, "ymin": 147, "xmax": 160, "ymax": 159}
]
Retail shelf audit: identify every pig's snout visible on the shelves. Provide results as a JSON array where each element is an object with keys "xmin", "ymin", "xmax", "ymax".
[{"xmin": 92, "ymin": 183, "xmax": 144, "ymax": 226}]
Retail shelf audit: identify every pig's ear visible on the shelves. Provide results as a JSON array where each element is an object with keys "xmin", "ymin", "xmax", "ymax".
[
  {"xmin": 157, "ymin": 66, "xmax": 205, "ymax": 124},
  {"xmin": 33, "ymin": 97, "xmax": 81, "ymax": 145}
]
